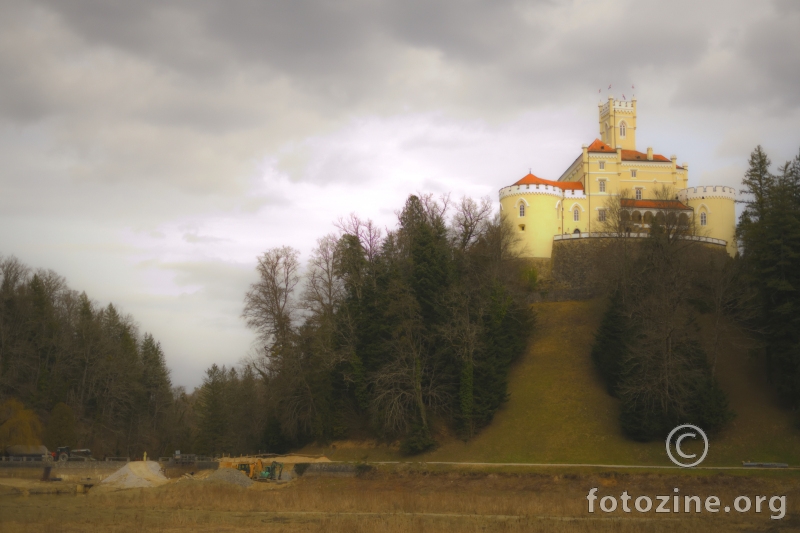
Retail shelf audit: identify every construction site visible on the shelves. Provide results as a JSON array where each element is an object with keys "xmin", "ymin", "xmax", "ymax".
[{"xmin": 0, "ymin": 453, "xmax": 798, "ymax": 532}]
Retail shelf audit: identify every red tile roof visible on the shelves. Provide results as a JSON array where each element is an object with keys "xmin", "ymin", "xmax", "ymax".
[
  {"xmin": 513, "ymin": 173, "xmax": 583, "ymax": 191},
  {"xmin": 587, "ymin": 139, "xmax": 674, "ymax": 163},
  {"xmin": 621, "ymin": 149, "xmax": 671, "ymax": 162},
  {"xmin": 587, "ymin": 139, "xmax": 614, "ymax": 152},
  {"xmin": 620, "ymin": 199, "xmax": 690, "ymax": 210}
]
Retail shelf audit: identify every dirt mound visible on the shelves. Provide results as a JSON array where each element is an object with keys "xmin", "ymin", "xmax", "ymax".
[
  {"xmin": 94, "ymin": 461, "xmax": 168, "ymax": 492},
  {"xmin": 205, "ymin": 468, "xmax": 253, "ymax": 488}
]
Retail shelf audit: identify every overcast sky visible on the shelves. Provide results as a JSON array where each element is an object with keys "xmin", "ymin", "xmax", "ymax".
[{"xmin": 2, "ymin": 0, "xmax": 799, "ymax": 389}]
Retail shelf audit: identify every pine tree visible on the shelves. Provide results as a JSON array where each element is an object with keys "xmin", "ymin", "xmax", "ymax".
[{"xmin": 196, "ymin": 364, "xmax": 228, "ymax": 455}]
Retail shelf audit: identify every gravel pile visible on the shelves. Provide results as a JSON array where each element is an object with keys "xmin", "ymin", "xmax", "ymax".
[
  {"xmin": 204, "ymin": 467, "xmax": 254, "ymax": 488},
  {"xmin": 96, "ymin": 461, "xmax": 168, "ymax": 492}
]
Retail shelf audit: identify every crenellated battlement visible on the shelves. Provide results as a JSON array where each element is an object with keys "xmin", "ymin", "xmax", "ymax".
[
  {"xmin": 499, "ymin": 183, "xmax": 583, "ymax": 200},
  {"xmin": 599, "ymin": 99, "xmax": 636, "ymax": 117},
  {"xmin": 677, "ymin": 186, "xmax": 737, "ymax": 202}
]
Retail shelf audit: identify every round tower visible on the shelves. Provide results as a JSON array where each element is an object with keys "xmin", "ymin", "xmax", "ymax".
[
  {"xmin": 499, "ymin": 177, "xmax": 575, "ymax": 258},
  {"xmin": 676, "ymin": 186, "xmax": 737, "ymax": 256}
]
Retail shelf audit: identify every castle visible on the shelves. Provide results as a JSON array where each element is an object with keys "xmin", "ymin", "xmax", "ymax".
[{"xmin": 499, "ymin": 98, "xmax": 737, "ymax": 257}]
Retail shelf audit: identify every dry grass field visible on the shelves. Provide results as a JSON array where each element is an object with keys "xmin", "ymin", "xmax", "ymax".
[{"xmin": 1, "ymin": 467, "xmax": 799, "ymax": 532}]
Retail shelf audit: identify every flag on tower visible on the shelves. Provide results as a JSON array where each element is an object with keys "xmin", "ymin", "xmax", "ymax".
[
  {"xmin": 608, "ymin": 84, "xmax": 611, "ymax": 89},
  {"xmin": 622, "ymin": 94, "xmax": 626, "ymax": 100}
]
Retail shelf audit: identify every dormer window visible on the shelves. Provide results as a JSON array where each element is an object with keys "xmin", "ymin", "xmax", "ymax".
[
  {"xmin": 619, "ymin": 121, "xmax": 627, "ymax": 138},
  {"xmin": 519, "ymin": 203, "xmax": 525, "ymax": 217}
]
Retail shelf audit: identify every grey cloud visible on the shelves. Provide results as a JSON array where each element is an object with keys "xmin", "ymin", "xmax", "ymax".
[{"xmin": 183, "ymin": 233, "xmax": 228, "ymax": 244}]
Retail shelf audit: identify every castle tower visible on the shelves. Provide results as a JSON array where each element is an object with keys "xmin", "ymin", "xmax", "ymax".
[
  {"xmin": 599, "ymin": 97, "xmax": 636, "ymax": 150},
  {"xmin": 677, "ymin": 186, "xmax": 738, "ymax": 256}
]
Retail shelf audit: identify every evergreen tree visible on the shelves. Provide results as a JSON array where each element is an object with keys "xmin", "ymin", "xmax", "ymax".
[
  {"xmin": 738, "ymin": 146, "xmax": 800, "ymax": 410},
  {"xmin": 195, "ymin": 364, "xmax": 228, "ymax": 455}
]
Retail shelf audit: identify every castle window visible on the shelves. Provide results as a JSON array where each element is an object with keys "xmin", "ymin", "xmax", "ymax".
[
  {"xmin": 635, "ymin": 188, "xmax": 642, "ymax": 200},
  {"xmin": 573, "ymin": 208, "xmax": 580, "ymax": 222},
  {"xmin": 599, "ymin": 180, "xmax": 606, "ymax": 192},
  {"xmin": 598, "ymin": 209, "xmax": 606, "ymax": 222},
  {"xmin": 700, "ymin": 212, "xmax": 707, "ymax": 226},
  {"xmin": 519, "ymin": 203, "xmax": 525, "ymax": 217},
  {"xmin": 519, "ymin": 224, "xmax": 526, "ymax": 231},
  {"xmin": 631, "ymin": 169, "xmax": 637, "ymax": 178},
  {"xmin": 619, "ymin": 121, "xmax": 627, "ymax": 138},
  {"xmin": 599, "ymin": 161, "xmax": 605, "ymax": 170}
]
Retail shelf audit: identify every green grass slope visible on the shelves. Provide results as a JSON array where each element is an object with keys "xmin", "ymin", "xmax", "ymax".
[{"xmin": 310, "ymin": 299, "xmax": 800, "ymax": 466}]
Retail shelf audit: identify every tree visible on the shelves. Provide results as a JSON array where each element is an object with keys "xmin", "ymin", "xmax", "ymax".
[
  {"xmin": 243, "ymin": 246, "xmax": 301, "ymax": 364},
  {"xmin": 236, "ymin": 193, "xmax": 535, "ymax": 454},
  {"xmin": 44, "ymin": 402, "xmax": 77, "ymax": 450},
  {"xmin": 737, "ymin": 146, "xmax": 800, "ymax": 412},
  {"xmin": 591, "ymin": 191, "xmax": 733, "ymax": 440},
  {"xmin": 195, "ymin": 364, "xmax": 228, "ymax": 455},
  {"xmin": 0, "ymin": 398, "xmax": 42, "ymax": 449}
]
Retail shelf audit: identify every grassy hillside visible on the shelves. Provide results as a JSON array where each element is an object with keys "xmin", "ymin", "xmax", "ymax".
[{"xmin": 306, "ymin": 299, "xmax": 800, "ymax": 466}]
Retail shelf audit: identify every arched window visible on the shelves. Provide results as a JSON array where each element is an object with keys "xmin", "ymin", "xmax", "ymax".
[
  {"xmin": 573, "ymin": 208, "xmax": 580, "ymax": 222},
  {"xmin": 700, "ymin": 212, "xmax": 707, "ymax": 226},
  {"xmin": 619, "ymin": 121, "xmax": 627, "ymax": 138},
  {"xmin": 519, "ymin": 203, "xmax": 525, "ymax": 217}
]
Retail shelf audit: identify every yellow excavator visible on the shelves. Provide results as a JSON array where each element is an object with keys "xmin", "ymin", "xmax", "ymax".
[{"xmin": 220, "ymin": 457, "xmax": 283, "ymax": 481}]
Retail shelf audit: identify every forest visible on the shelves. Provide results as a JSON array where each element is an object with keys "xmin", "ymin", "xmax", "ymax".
[{"xmin": 0, "ymin": 194, "xmax": 534, "ymax": 457}]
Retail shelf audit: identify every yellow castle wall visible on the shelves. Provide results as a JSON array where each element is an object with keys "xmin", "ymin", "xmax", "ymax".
[{"xmin": 679, "ymin": 186, "xmax": 738, "ymax": 256}]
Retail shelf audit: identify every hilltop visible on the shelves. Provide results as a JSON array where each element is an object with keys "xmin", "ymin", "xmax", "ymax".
[{"xmin": 306, "ymin": 299, "xmax": 800, "ymax": 466}]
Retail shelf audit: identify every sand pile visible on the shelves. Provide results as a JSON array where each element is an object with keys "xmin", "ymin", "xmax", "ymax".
[
  {"xmin": 95, "ymin": 461, "xmax": 169, "ymax": 492},
  {"xmin": 204, "ymin": 468, "xmax": 253, "ymax": 488}
]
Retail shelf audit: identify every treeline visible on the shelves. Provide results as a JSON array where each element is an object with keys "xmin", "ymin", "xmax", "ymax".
[
  {"xmin": 202, "ymin": 194, "xmax": 534, "ymax": 455},
  {"xmin": 0, "ymin": 257, "xmax": 179, "ymax": 457},
  {"xmin": 737, "ymin": 146, "xmax": 800, "ymax": 420}
]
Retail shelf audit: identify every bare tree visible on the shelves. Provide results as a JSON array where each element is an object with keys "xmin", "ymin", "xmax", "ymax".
[
  {"xmin": 451, "ymin": 196, "xmax": 493, "ymax": 251},
  {"xmin": 335, "ymin": 214, "xmax": 383, "ymax": 265},
  {"xmin": 303, "ymin": 234, "xmax": 344, "ymax": 320},
  {"xmin": 370, "ymin": 317, "xmax": 453, "ymax": 435},
  {"xmin": 243, "ymin": 246, "xmax": 301, "ymax": 359}
]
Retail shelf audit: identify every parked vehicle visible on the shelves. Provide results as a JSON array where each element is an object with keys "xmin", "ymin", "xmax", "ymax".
[{"xmin": 52, "ymin": 446, "xmax": 93, "ymax": 462}]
